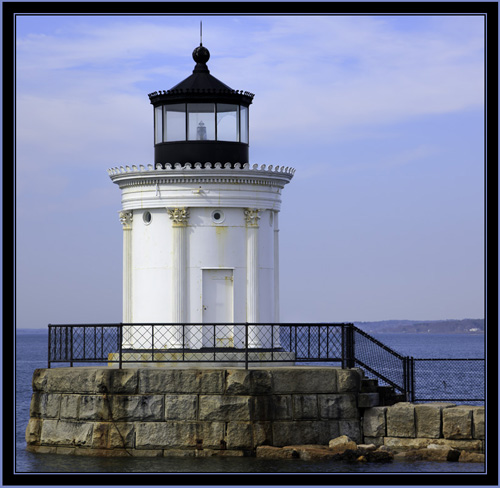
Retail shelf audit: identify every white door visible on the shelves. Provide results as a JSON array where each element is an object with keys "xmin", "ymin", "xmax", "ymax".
[{"xmin": 202, "ymin": 269, "xmax": 234, "ymax": 347}]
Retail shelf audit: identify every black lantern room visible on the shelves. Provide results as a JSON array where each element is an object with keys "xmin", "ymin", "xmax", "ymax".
[{"xmin": 148, "ymin": 43, "xmax": 254, "ymax": 167}]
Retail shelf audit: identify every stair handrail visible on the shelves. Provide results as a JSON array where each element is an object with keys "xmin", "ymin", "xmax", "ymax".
[{"xmin": 349, "ymin": 324, "xmax": 414, "ymax": 401}]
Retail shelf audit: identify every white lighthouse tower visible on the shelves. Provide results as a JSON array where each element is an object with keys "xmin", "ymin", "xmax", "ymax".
[{"xmin": 108, "ymin": 42, "xmax": 294, "ymax": 356}]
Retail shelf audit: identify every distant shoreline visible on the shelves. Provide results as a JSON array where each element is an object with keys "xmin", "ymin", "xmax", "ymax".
[
  {"xmin": 354, "ymin": 318, "xmax": 484, "ymax": 335},
  {"xmin": 372, "ymin": 330, "xmax": 484, "ymax": 335}
]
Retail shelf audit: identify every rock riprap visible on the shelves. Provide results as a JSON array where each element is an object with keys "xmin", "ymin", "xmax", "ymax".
[
  {"xmin": 256, "ymin": 436, "xmax": 393, "ymax": 463},
  {"xmin": 256, "ymin": 435, "xmax": 484, "ymax": 463}
]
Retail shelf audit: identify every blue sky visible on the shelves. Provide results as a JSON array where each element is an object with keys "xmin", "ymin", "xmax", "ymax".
[{"xmin": 15, "ymin": 14, "xmax": 485, "ymax": 328}]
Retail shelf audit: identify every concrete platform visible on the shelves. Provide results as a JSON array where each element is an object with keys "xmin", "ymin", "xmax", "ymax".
[{"xmin": 107, "ymin": 349, "xmax": 296, "ymax": 368}]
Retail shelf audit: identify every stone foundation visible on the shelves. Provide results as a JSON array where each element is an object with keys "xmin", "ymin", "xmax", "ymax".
[
  {"xmin": 362, "ymin": 402, "xmax": 485, "ymax": 453},
  {"xmin": 26, "ymin": 366, "xmax": 364, "ymax": 457},
  {"xmin": 26, "ymin": 367, "xmax": 485, "ymax": 458}
]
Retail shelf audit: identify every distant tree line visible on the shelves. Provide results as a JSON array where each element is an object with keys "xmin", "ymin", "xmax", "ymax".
[{"xmin": 355, "ymin": 319, "xmax": 484, "ymax": 334}]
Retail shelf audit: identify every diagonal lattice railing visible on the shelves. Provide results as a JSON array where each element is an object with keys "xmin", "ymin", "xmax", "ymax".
[
  {"xmin": 48, "ymin": 323, "xmax": 348, "ymax": 367},
  {"xmin": 348, "ymin": 325, "xmax": 412, "ymax": 396}
]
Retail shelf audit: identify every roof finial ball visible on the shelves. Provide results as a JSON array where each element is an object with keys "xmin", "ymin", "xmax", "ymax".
[{"xmin": 192, "ymin": 44, "xmax": 210, "ymax": 65}]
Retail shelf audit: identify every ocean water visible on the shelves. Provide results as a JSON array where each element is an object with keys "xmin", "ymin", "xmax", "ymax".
[
  {"xmin": 369, "ymin": 332, "xmax": 485, "ymax": 359},
  {"xmin": 14, "ymin": 330, "xmax": 486, "ymax": 475}
]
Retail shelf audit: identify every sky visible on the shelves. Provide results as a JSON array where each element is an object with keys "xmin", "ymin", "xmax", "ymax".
[{"xmin": 15, "ymin": 13, "xmax": 486, "ymax": 329}]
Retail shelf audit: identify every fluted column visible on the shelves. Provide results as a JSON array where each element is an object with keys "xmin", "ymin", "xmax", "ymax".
[
  {"xmin": 245, "ymin": 208, "xmax": 260, "ymax": 347},
  {"xmin": 167, "ymin": 207, "xmax": 190, "ymax": 348},
  {"xmin": 119, "ymin": 210, "xmax": 133, "ymax": 348},
  {"xmin": 273, "ymin": 211, "xmax": 281, "ymax": 347}
]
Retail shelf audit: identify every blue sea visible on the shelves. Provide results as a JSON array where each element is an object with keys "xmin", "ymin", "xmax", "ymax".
[{"xmin": 14, "ymin": 330, "xmax": 486, "ymax": 477}]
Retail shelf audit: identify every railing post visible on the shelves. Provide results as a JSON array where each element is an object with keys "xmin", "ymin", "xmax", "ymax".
[
  {"xmin": 64, "ymin": 326, "xmax": 68, "ymax": 364},
  {"xmin": 346, "ymin": 324, "xmax": 355, "ymax": 369},
  {"xmin": 70, "ymin": 327, "xmax": 73, "ymax": 367},
  {"xmin": 151, "ymin": 324, "xmax": 154, "ymax": 363},
  {"xmin": 341, "ymin": 325, "xmax": 345, "ymax": 368},
  {"xmin": 48, "ymin": 325, "xmax": 52, "ymax": 368},
  {"xmin": 351, "ymin": 325, "xmax": 355, "ymax": 368},
  {"xmin": 82, "ymin": 327, "xmax": 86, "ymax": 360},
  {"xmin": 182, "ymin": 324, "xmax": 185, "ymax": 363},
  {"xmin": 213, "ymin": 324, "xmax": 216, "ymax": 362},
  {"xmin": 119, "ymin": 324, "xmax": 123, "ymax": 369},
  {"xmin": 294, "ymin": 325, "xmax": 297, "ymax": 358},
  {"xmin": 326, "ymin": 326, "xmax": 330, "ymax": 360},
  {"xmin": 317, "ymin": 326, "xmax": 321, "ymax": 359},
  {"xmin": 403, "ymin": 357, "xmax": 408, "ymax": 401},
  {"xmin": 271, "ymin": 324, "xmax": 274, "ymax": 362},
  {"xmin": 410, "ymin": 357, "xmax": 415, "ymax": 402},
  {"xmin": 307, "ymin": 325, "xmax": 311, "ymax": 358},
  {"xmin": 245, "ymin": 323, "xmax": 249, "ymax": 370}
]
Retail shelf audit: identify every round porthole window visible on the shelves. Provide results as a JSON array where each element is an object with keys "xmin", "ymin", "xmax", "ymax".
[
  {"xmin": 211, "ymin": 209, "xmax": 225, "ymax": 224},
  {"xmin": 143, "ymin": 211, "xmax": 152, "ymax": 225}
]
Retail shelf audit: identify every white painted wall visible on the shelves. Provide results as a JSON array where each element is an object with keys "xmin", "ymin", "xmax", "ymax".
[{"xmin": 110, "ymin": 165, "xmax": 294, "ymax": 349}]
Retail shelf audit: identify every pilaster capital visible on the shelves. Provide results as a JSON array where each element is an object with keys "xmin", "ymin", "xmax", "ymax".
[
  {"xmin": 167, "ymin": 207, "xmax": 190, "ymax": 226},
  {"xmin": 119, "ymin": 210, "xmax": 133, "ymax": 229},
  {"xmin": 244, "ymin": 208, "xmax": 261, "ymax": 227}
]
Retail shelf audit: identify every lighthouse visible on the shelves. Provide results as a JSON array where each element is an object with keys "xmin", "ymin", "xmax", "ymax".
[
  {"xmin": 108, "ymin": 41, "xmax": 294, "ymax": 355},
  {"xmin": 26, "ymin": 32, "xmax": 429, "ymax": 459}
]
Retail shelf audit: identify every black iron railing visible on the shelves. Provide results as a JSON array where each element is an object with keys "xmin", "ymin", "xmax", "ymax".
[
  {"xmin": 48, "ymin": 323, "xmax": 351, "ymax": 369},
  {"xmin": 411, "ymin": 358, "xmax": 485, "ymax": 404},
  {"xmin": 47, "ymin": 323, "xmax": 484, "ymax": 404},
  {"xmin": 347, "ymin": 325, "xmax": 414, "ymax": 399},
  {"xmin": 346, "ymin": 326, "xmax": 484, "ymax": 404}
]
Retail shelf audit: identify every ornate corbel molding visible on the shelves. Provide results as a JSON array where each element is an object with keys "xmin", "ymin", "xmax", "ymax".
[
  {"xmin": 167, "ymin": 207, "xmax": 190, "ymax": 226},
  {"xmin": 119, "ymin": 210, "xmax": 133, "ymax": 230},
  {"xmin": 244, "ymin": 208, "xmax": 260, "ymax": 227}
]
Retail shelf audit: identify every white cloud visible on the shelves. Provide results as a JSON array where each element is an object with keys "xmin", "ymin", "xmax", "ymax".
[
  {"xmin": 16, "ymin": 20, "xmax": 192, "ymax": 70},
  {"xmin": 239, "ymin": 16, "xmax": 484, "ymax": 143},
  {"xmin": 16, "ymin": 15, "xmax": 484, "ymax": 157}
]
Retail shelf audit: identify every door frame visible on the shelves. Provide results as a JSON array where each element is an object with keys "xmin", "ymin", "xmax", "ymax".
[{"xmin": 200, "ymin": 268, "xmax": 235, "ymax": 348}]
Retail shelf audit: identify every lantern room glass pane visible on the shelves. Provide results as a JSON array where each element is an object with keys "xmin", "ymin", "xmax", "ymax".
[
  {"xmin": 164, "ymin": 104, "xmax": 186, "ymax": 141},
  {"xmin": 155, "ymin": 106, "xmax": 163, "ymax": 144},
  {"xmin": 188, "ymin": 103, "xmax": 215, "ymax": 141},
  {"xmin": 240, "ymin": 105, "xmax": 249, "ymax": 144},
  {"xmin": 217, "ymin": 104, "xmax": 239, "ymax": 142}
]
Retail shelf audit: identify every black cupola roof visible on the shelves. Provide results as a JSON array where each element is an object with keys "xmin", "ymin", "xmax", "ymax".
[
  {"xmin": 148, "ymin": 44, "xmax": 254, "ymax": 167},
  {"xmin": 169, "ymin": 45, "xmax": 231, "ymax": 91},
  {"xmin": 148, "ymin": 44, "xmax": 254, "ymax": 106}
]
